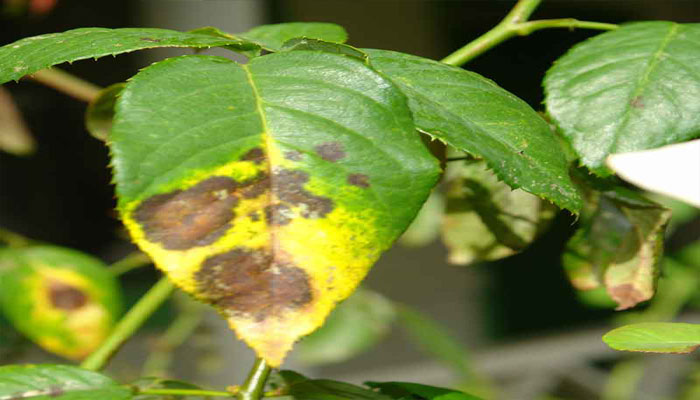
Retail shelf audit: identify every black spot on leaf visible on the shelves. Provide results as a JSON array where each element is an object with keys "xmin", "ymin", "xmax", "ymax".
[
  {"xmin": 274, "ymin": 169, "xmax": 334, "ymax": 218},
  {"xmin": 347, "ymin": 173, "xmax": 370, "ymax": 188},
  {"xmin": 241, "ymin": 148, "xmax": 265, "ymax": 164}
]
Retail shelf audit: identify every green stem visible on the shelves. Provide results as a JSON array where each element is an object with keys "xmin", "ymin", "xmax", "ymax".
[
  {"xmin": 237, "ymin": 358, "xmax": 271, "ymax": 400},
  {"xmin": 136, "ymin": 388, "xmax": 234, "ymax": 397},
  {"xmin": 0, "ymin": 227, "xmax": 31, "ymax": 247},
  {"xmin": 440, "ymin": 0, "xmax": 617, "ymax": 66},
  {"xmin": 109, "ymin": 252, "xmax": 152, "ymax": 276},
  {"xmin": 81, "ymin": 277, "xmax": 175, "ymax": 371},
  {"xmin": 27, "ymin": 68, "xmax": 101, "ymax": 103}
]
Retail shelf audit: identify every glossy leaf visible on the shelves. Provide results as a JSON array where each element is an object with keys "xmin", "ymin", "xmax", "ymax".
[
  {"xmin": 0, "ymin": 364, "xmax": 132, "ymax": 399},
  {"xmin": 366, "ymin": 49, "xmax": 582, "ymax": 213},
  {"xmin": 0, "ymin": 27, "xmax": 258, "ymax": 85},
  {"xmin": 281, "ymin": 38, "xmax": 367, "ymax": 62},
  {"xmin": 366, "ymin": 382, "xmax": 483, "ymax": 400},
  {"xmin": 85, "ymin": 83, "xmax": 124, "ymax": 142},
  {"xmin": 563, "ymin": 186, "xmax": 671, "ymax": 310},
  {"xmin": 297, "ymin": 289, "xmax": 395, "ymax": 365},
  {"xmin": 441, "ymin": 160, "xmax": 556, "ymax": 265},
  {"xmin": 0, "ymin": 86, "xmax": 35, "ymax": 155},
  {"xmin": 545, "ymin": 21, "xmax": 700, "ymax": 173},
  {"xmin": 0, "ymin": 246, "xmax": 123, "ymax": 360},
  {"xmin": 603, "ymin": 322, "xmax": 700, "ymax": 354},
  {"xmin": 110, "ymin": 52, "xmax": 440, "ymax": 366},
  {"xmin": 399, "ymin": 190, "xmax": 445, "ymax": 247},
  {"xmin": 238, "ymin": 22, "xmax": 348, "ymax": 52}
]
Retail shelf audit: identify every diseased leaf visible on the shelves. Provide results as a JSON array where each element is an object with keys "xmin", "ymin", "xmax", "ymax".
[
  {"xmin": 85, "ymin": 83, "xmax": 124, "ymax": 142},
  {"xmin": 366, "ymin": 381, "xmax": 483, "ymax": 400},
  {"xmin": 399, "ymin": 190, "xmax": 445, "ymax": 247},
  {"xmin": 603, "ymin": 322, "xmax": 700, "ymax": 354},
  {"xmin": 110, "ymin": 52, "xmax": 440, "ymax": 366},
  {"xmin": 366, "ymin": 49, "xmax": 582, "ymax": 213},
  {"xmin": 562, "ymin": 186, "xmax": 671, "ymax": 310},
  {"xmin": 238, "ymin": 22, "xmax": 348, "ymax": 52},
  {"xmin": 0, "ymin": 27, "xmax": 258, "ymax": 85},
  {"xmin": 0, "ymin": 86, "xmax": 35, "ymax": 155},
  {"xmin": 297, "ymin": 289, "xmax": 395, "ymax": 365},
  {"xmin": 0, "ymin": 246, "xmax": 123, "ymax": 360},
  {"xmin": 0, "ymin": 364, "xmax": 132, "ymax": 399},
  {"xmin": 441, "ymin": 159, "xmax": 556, "ymax": 265},
  {"xmin": 545, "ymin": 21, "xmax": 700, "ymax": 173}
]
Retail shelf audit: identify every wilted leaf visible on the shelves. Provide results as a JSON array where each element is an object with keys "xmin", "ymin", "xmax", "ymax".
[
  {"xmin": 238, "ymin": 22, "xmax": 348, "ymax": 52},
  {"xmin": 366, "ymin": 49, "xmax": 582, "ymax": 212},
  {"xmin": 0, "ymin": 27, "xmax": 259, "ymax": 85},
  {"xmin": 563, "ymin": 186, "xmax": 671, "ymax": 310},
  {"xmin": 366, "ymin": 381, "xmax": 483, "ymax": 400},
  {"xmin": 110, "ymin": 52, "xmax": 440, "ymax": 366},
  {"xmin": 545, "ymin": 21, "xmax": 700, "ymax": 173},
  {"xmin": 603, "ymin": 322, "xmax": 700, "ymax": 354},
  {"xmin": 0, "ymin": 246, "xmax": 123, "ymax": 359},
  {"xmin": 441, "ymin": 160, "xmax": 557, "ymax": 265},
  {"xmin": 0, "ymin": 364, "xmax": 132, "ymax": 399},
  {"xmin": 296, "ymin": 289, "xmax": 395, "ymax": 365},
  {"xmin": 85, "ymin": 83, "xmax": 124, "ymax": 142},
  {"xmin": 399, "ymin": 190, "xmax": 445, "ymax": 247},
  {"xmin": 0, "ymin": 86, "xmax": 35, "ymax": 155}
]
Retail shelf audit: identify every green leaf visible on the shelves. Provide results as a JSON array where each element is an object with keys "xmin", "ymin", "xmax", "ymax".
[
  {"xmin": 0, "ymin": 86, "xmax": 35, "ymax": 155},
  {"xmin": 562, "ymin": 185, "xmax": 672, "ymax": 310},
  {"xmin": 110, "ymin": 51, "xmax": 440, "ymax": 366},
  {"xmin": 131, "ymin": 377, "xmax": 211, "ymax": 400},
  {"xmin": 0, "ymin": 364, "xmax": 132, "ymax": 399},
  {"xmin": 281, "ymin": 38, "xmax": 367, "ymax": 62},
  {"xmin": 273, "ymin": 371, "xmax": 392, "ymax": 400},
  {"xmin": 297, "ymin": 289, "xmax": 395, "ymax": 365},
  {"xmin": 399, "ymin": 190, "xmax": 445, "ymax": 248},
  {"xmin": 85, "ymin": 83, "xmax": 124, "ymax": 142},
  {"xmin": 366, "ymin": 49, "xmax": 582, "ymax": 213},
  {"xmin": 396, "ymin": 305, "xmax": 474, "ymax": 381},
  {"xmin": 545, "ymin": 21, "xmax": 700, "ymax": 173},
  {"xmin": 365, "ymin": 382, "xmax": 483, "ymax": 400},
  {"xmin": 238, "ymin": 22, "xmax": 348, "ymax": 52},
  {"xmin": 441, "ymin": 159, "xmax": 557, "ymax": 265},
  {"xmin": 0, "ymin": 27, "xmax": 258, "ymax": 85},
  {"xmin": 603, "ymin": 322, "xmax": 700, "ymax": 353},
  {"xmin": 0, "ymin": 246, "xmax": 123, "ymax": 360}
]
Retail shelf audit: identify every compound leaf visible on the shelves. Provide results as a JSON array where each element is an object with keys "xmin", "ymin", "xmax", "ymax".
[
  {"xmin": 0, "ymin": 27, "xmax": 258, "ymax": 85},
  {"xmin": 110, "ymin": 52, "xmax": 440, "ymax": 366},
  {"xmin": 0, "ymin": 364, "xmax": 131, "ymax": 400},
  {"xmin": 545, "ymin": 21, "xmax": 700, "ymax": 173},
  {"xmin": 604, "ymin": 322, "xmax": 700, "ymax": 354},
  {"xmin": 366, "ymin": 49, "xmax": 582, "ymax": 213}
]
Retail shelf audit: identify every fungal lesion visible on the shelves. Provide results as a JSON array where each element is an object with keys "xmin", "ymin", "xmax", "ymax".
[{"xmin": 48, "ymin": 280, "xmax": 88, "ymax": 310}]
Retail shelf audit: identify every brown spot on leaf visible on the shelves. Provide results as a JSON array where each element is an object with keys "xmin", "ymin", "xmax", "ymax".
[
  {"xmin": 249, "ymin": 211, "xmax": 260, "ymax": 222},
  {"xmin": 49, "ymin": 386, "xmax": 65, "ymax": 397},
  {"xmin": 274, "ymin": 169, "xmax": 334, "ymax": 218},
  {"xmin": 48, "ymin": 281, "xmax": 87, "ymax": 310},
  {"xmin": 264, "ymin": 203, "xmax": 292, "ymax": 226},
  {"xmin": 284, "ymin": 151, "xmax": 303, "ymax": 161},
  {"xmin": 347, "ymin": 173, "xmax": 370, "ymax": 188},
  {"xmin": 242, "ymin": 148, "xmax": 265, "ymax": 164},
  {"xmin": 140, "ymin": 37, "xmax": 162, "ymax": 43},
  {"xmin": 630, "ymin": 96, "xmax": 644, "ymax": 108},
  {"xmin": 195, "ymin": 248, "xmax": 312, "ymax": 321},
  {"xmin": 242, "ymin": 174, "xmax": 270, "ymax": 199},
  {"xmin": 315, "ymin": 142, "xmax": 346, "ymax": 162},
  {"xmin": 609, "ymin": 284, "xmax": 649, "ymax": 310}
]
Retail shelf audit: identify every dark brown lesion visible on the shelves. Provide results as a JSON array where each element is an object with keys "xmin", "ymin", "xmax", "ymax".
[
  {"xmin": 314, "ymin": 142, "xmax": 346, "ymax": 162},
  {"xmin": 195, "ymin": 248, "xmax": 313, "ymax": 321},
  {"xmin": 273, "ymin": 169, "xmax": 334, "ymax": 219},
  {"xmin": 48, "ymin": 281, "xmax": 87, "ymax": 310},
  {"xmin": 241, "ymin": 148, "xmax": 265, "ymax": 164},
  {"xmin": 347, "ymin": 173, "xmax": 370, "ymax": 188},
  {"xmin": 264, "ymin": 203, "xmax": 292, "ymax": 226}
]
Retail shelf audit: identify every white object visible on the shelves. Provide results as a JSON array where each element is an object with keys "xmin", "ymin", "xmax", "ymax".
[{"xmin": 606, "ymin": 139, "xmax": 700, "ymax": 208}]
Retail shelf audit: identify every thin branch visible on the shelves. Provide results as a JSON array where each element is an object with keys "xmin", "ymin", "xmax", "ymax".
[
  {"xmin": 109, "ymin": 251, "xmax": 152, "ymax": 276},
  {"xmin": 136, "ymin": 388, "xmax": 234, "ymax": 397},
  {"xmin": 26, "ymin": 68, "xmax": 101, "ymax": 103},
  {"xmin": 237, "ymin": 358, "xmax": 272, "ymax": 400}
]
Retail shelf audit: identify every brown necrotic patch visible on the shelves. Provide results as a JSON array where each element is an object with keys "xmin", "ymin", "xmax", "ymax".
[
  {"xmin": 195, "ymin": 248, "xmax": 312, "ymax": 321},
  {"xmin": 348, "ymin": 173, "xmax": 370, "ymax": 188},
  {"xmin": 314, "ymin": 142, "xmax": 346, "ymax": 162},
  {"xmin": 48, "ymin": 281, "xmax": 87, "ymax": 310},
  {"xmin": 241, "ymin": 148, "xmax": 265, "ymax": 164},
  {"xmin": 273, "ymin": 169, "xmax": 334, "ymax": 219},
  {"xmin": 284, "ymin": 151, "xmax": 303, "ymax": 161},
  {"xmin": 264, "ymin": 203, "xmax": 292, "ymax": 226}
]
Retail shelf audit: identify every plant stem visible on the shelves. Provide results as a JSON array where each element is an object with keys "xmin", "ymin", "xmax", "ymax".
[
  {"xmin": 81, "ymin": 276, "xmax": 175, "ymax": 371},
  {"xmin": 109, "ymin": 251, "xmax": 152, "ymax": 276},
  {"xmin": 0, "ymin": 227, "xmax": 31, "ymax": 247},
  {"xmin": 136, "ymin": 388, "xmax": 234, "ymax": 397},
  {"xmin": 26, "ymin": 68, "xmax": 101, "ymax": 103},
  {"xmin": 237, "ymin": 358, "xmax": 271, "ymax": 400},
  {"xmin": 440, "ymin": 0, "xmax": 617, "ymax": 66}
]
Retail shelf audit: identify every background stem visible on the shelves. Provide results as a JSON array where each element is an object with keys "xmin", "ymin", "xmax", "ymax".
[
  {"xmin": 109, "ymin": 251, "xmax": 152, "ymax": 276},
  {"xmin": 26, "ymin": 68, "xmax": 101, "ymax": 103},
  {"xmin": 136, "ymin": 388, "xmax": 233, "ymax": 398},
  {"xmin": 237, "ymin": 358, "xmax": 271, "ymax": 400},
  {"xmin": 81, "ymin": 276, "xmax": 175, "ymax": 371}
]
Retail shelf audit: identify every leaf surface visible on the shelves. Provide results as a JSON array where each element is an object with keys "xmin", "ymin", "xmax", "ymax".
[
  {"xmin": 366, "ymin": 381, "xmax": 483, "ymax": 400},
  {"xmin": 238, "ymin": 22, "xmax": 348, "ymax": 52},
  {"xmin": 603, "ymin": 322, "xmax": 700, "ymax": 353},
  {"xmin": 110, "ymin": 52, "xmax": 440, "ymax": 366},
  {"xmin": 85, "ymin": 83, "xmax": 124, "ymax": 142},
  {"xmin": 545, "ymin": 21, "xmax": 700, "ymax": 172},
  {"xmin": 0, "ymin": 246, "xmax": 123, "ymax": 360},
  {"xmin": 0, "ymin": 27, "xmax": 257, "ymax": 85},
  {"xmin": 0, "ymin": 364, "xmax": 132, "ymax": 399},
  {"xmin": 366, "ymin": 49, "xmax": 581, "ymax": 212},
  {"xmin": 273, "ymin": 371, "xmax": 391, "ymax": 400}
]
